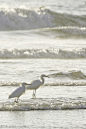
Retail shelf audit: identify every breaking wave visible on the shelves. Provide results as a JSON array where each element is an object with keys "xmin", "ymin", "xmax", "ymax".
[
  {"xmin": 0, "ymin": 98, "xmax": 86, "ymax": 111},
  {"xmin": 0, "ymin": 48, "xmax": 86, "ymax": 59},
  {"xmin": 43, "ymin": 27, "xmax": 86, "ymax": 38},
  {"xmin": 49, "ymin": 70, "xmax": 86, "ymax": 80},
  {"xmin": 0, "ymin": 7, "xmax": 86, "ymax": 30}
]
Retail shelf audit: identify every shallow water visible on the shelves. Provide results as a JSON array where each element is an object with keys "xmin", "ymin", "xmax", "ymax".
[
  {"xmin": 0, "ymin": 110, "xmax": 86, "ymax": 129},
  {"xmin": 0, "ymin": 85, "xmax": 86, "ymax": 111}
]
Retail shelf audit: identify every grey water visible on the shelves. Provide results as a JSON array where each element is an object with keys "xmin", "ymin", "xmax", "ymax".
[{"xmin": 0, "ymin": 0, "xmax": 86, "ymax": 128}]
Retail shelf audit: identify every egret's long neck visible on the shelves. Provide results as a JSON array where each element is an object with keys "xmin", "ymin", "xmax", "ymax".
[{"xmin": 41, "ymin": 76, "xmax": 44, "ymax": 85}]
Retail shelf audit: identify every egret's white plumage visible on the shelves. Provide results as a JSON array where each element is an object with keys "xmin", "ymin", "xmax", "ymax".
[
  {"xmin": 27, "ymin": 74, "xmax": 48, "ymax": 98},
  {"xmin": 9, "ymin": 82, "xmax": 27, "ymax": 102}
]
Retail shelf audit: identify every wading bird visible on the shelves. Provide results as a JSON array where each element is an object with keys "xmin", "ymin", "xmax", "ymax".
[
  {"xmin": 27, "ymin": 74, "xmax": 49, "ymax": 98},
  {"xmin": 8, "ymin": 82, "xmax": 27, "ymax": 103}
]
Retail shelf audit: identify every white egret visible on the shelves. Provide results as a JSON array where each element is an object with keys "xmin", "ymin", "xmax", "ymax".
[
  {"xmin": 27, "ymin": 74, "xmax": 49, "ymax": 98},
  {"xmin": 8, "ymin": 82, "xmax": 27, "ymax": 103}
]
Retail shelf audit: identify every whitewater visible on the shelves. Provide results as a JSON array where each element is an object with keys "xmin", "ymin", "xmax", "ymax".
[{"xmin": 0, "ymin": 0, "xmax": 86, "ymax": 128}]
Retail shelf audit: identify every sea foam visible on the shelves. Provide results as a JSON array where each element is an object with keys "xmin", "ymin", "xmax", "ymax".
[
  {"xmin": 0, "ymin": 98, "xmax": 86, "ymax": 111},
  {"xmin": 0, "ymin": 48, "xmax": 86, "ymax": 59}
]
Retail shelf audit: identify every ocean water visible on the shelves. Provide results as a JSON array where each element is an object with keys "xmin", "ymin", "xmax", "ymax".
[{"xmin": 0, "ymin": 0, "xmax": 86, "ymax": 128}]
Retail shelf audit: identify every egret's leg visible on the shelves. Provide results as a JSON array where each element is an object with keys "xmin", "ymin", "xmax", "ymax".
[
  {"xmin": 35, "ymin": 90, "xmax": 36, "ymax": 98},
  {"xmin": 32, "ymin": 91, "xmax": 35, "ymax": 98},
  {"xmin": 14, "ymin": 99, "xmax": 16, "ymax": 102},
  {"xmin": 17, "ymin": 98, "xmax": 19, "ymax": 103},
  {"xmin": 34, "ymin": 90, "xmax": 36, "ymax": 98},
  {"xmin": 14, "ymin": 98, "xmax": 19, "ymax": 103}
]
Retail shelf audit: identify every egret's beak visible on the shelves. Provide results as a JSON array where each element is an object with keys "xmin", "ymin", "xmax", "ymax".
[
  {"xmin": 46, "ymin": 75, "xmax": 50, "ymax": 78},
  {"xmin": 25, "ymin": 83, "xmax": 30, "ymax": 85}
]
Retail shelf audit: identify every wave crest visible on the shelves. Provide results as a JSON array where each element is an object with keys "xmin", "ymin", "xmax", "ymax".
[
  {"xmin": 0, "ymin": 48, "xmax": 86, "ymax": 59},
  {"xmin": 49, "ymin": 70, "xmax": 86, "ymax": 80},
  {"xmin": 0, "ymin": 7, "xmax": 86, "ymax": 30},
  {"xmin": 44, "ymin": 27, "xmax": 86, "ymax": 38}
]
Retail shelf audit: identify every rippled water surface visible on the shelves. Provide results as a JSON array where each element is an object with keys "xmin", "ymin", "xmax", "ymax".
[
  {"xmin": 0, "ymin": 0, "xmax": 86, "ymax": 128},
  {"xmin": 0, "ymin": 110, "xmax": 86, "ymax": 129}
]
